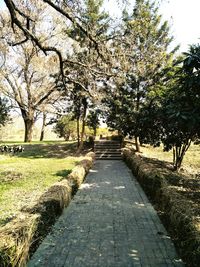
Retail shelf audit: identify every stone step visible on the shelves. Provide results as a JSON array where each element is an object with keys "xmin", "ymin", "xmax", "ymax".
[
  {"xmin": 96, "ymin": 155, "xmax": 122, "ymax": 158},
  {"xmin": 94, "ymin": 143, "xmax": 121, "ymax": 146},
  {"xmin": 96, "ymin": 156, "xmax": 122, "ymax": 160},
  {"xmin": 94, "ymin": 145, "xmax": 121, "ymax": 149},
  {"xmin": 96, "ymin": 153, "xmax": 122, "ymax": 157},
  {"xmin": 95, "ymin": 141, "xmax": 120, "ymax": 143},
  {"xmin": 95, "ymin": 153, "xmax": 121, "ymax": 157},
  {"xmin": 94, "ymin": 143, "xmax": 121, "ymax": 145},
  {"xmin": 95, "ymin": 150, "xmax": 122, "ymax": 153},
  {"xmin": 95, "ymin": 141, "xmax": 120, "ymax": 145},
  {"xmin": 95, "ymin": 149, "xmax": 121, "ymax": 153},
  {"xmin": 94, "ymin": 141, "xmax": 122, "ymax": 160},
  {"xmin": 95, "ymin": 149, "xmax": 121, "ymax": 151}
]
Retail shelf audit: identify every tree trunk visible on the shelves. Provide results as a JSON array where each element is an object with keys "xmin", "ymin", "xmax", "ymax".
[
  {"xmin": 135, "ymin": 136, "xmax": 140, "ymax": 152},
  {"xmin": 135, "ymin": 87, "xmax": 141, "ymax": 152},
  {"xmin": 77, "ymin": 118, "xmax": 80, "ymax": 148},
  {"xmin": 24, "ymin": 119, "xmax": 34, "ymax": 142},
  {"xmin": 40, "ymin": 113, "xmax": 47, "ymax": 141},
  {"xmin": 64, "ymin": 131, "xmax": 70, "ymax": 141},
  {"xmin": 94, "ymin": 127, "xmax": 97, "ymax": 137},
  {"xmin": 79, "ymin": 98, "xmax": 87, "ymax": 150},
  {"xmin": 173, "ymin": 140, "xmax": 192, "ymax": 171},
  {"xmin": 20, "ymin": 108, "xmax": 35, "ymax": 143},
  {"xmin": 173, "ymin": 151, "xmax": 184, "ymax": 171}
]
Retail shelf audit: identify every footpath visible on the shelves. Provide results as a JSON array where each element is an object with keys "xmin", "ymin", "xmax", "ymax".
[{"xmin": 28, "ymin": 160, "xmax": 184, "ymax": 267}]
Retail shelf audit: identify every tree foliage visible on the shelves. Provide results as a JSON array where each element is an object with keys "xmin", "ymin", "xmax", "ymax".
[
  {"xmin": 138, "ymin": 45, "xmax": 200, "ymax": 170},
  {"xmin": 53, "ymin": 114, "xmax": 77, "ymax": 141},
  {"xmin": 57, "ymin": 0, "xmax": 111, "ymax": 148},
  {"xmin": 1, "ymin": 0, "xmax": 199, "ymax": 170},
  {"xmin": 103, "ymin": 0, "xmax": 176, "ymax": 151},
  {"xmin": 86, "ymin": 109, "xmax": 101, "ymax": 136}
]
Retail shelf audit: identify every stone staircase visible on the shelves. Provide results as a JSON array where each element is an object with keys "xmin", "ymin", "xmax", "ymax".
[{"xmin": 94, "ymin": 140, "xmax": 122, "ymax": 160}]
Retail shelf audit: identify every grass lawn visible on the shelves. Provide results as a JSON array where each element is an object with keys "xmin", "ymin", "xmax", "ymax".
[
  {"xmin": 0, "ymin": 141, "xmax": 80, "ymax": 226},
  {"xmin": 139, "ymin": 143, "xmax": 200, "ymax": 172}
]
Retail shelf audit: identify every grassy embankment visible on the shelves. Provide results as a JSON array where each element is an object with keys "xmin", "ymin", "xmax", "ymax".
[
  {"xmin": 0, "ymin": 141, "xmax": 80, "ymax": 227},
  {"xmin": 140, "ymin": 143, "xmax": 200, "ymax": 172}
]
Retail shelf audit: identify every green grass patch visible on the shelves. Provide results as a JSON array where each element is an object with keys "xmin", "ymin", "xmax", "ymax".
[
  {"xmin": 140, "ymin": 144, "xmax": 200, "ymax": 171},
  {"xmin": 0, "ymin": 141, "xmax": 79, "ymax": 226}
]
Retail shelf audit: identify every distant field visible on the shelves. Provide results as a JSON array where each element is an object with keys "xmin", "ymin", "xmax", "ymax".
[{"xmin": 0, "ymin": 141, "xmax": 80, "ymax": 226}]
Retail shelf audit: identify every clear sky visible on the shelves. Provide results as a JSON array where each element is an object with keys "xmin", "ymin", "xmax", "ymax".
[{"xmin": 0, "ymin": 0, "xmax": 200, "ymax": 52}]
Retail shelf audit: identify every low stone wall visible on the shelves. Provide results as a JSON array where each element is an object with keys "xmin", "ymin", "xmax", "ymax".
[
  {"xmin": 123, "ymin": 148, "xmax": 200, "ymax": 267},
  {"xmin": 0, "ymin": 152, "xmax": 95, "ymax": 267}
]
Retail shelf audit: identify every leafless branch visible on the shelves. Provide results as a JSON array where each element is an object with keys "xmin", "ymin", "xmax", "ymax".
[{"xmin": 4, "ymin": 0, "xmax": 65, "ymax": 79}]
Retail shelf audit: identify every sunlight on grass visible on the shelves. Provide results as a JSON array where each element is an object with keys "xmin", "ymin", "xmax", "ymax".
[
  {"xmin": 0, "ymin": 141, "xmax": 79, "ymax": 226},
  {"xmin": 140, "ymin": 144, "xmax": 200, "ymax": 171}
]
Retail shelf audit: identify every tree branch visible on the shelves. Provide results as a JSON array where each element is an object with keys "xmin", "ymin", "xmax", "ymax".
[{"xmin": 4, "ymin": 0, "xmax": 65, "ymax": 79}]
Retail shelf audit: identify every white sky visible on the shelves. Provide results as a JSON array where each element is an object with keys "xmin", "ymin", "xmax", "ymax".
[
  {"xmin": 105, "ymin": 0, "xmax": 200, "ymax": 52},
  {"xmin": 160, "ymin": 0, "xmax": 200, "ymax": 51},
  {"xmin": 0, "ymin": 0, "xmax": 200, "ymax": 52}
]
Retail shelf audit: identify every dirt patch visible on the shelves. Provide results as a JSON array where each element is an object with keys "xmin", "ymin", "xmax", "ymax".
[
  {"xmin": 0, "ymin": 171, "xmax": 23, "ymax": 183},
  {"xmin": 123, "ymin": 148, "xmax": 200, "ymax": 267}
]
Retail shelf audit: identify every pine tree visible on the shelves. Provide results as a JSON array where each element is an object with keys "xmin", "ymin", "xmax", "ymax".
[{"xmin": 105, "ymin": 0, "xmax": 177, "ymax": 151}]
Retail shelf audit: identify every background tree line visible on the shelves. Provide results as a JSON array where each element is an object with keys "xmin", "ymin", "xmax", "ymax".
[{"xmin": 0, "ymin": 0, "xmax": 199, "ymax": 170}]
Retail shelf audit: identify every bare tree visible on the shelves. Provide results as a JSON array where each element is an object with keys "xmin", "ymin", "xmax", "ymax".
[
  {"xmin": 0, "ymin": 44, "xmax": 60, "ymax": 142},
  {"xmin": 1, "ymin": 0, "xmax": 135, "ymax": 146}
]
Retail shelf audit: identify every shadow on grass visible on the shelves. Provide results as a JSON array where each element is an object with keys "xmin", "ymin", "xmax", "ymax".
[
  {"xmin": 56, "ymin": 169, "xmax": 72, "ymax": 180},
  {"xmin": 1, "ymin": 141, "xmax": 93, "ymax": 160},
  {"xmin": 142, "ymin": 156, "xmax": 173, "ymax": 170},
  {"xmin": 14, "ymin": 142, "xmax": 78, "ymax": 159}
]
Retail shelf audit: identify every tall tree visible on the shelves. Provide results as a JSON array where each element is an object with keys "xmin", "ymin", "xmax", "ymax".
[
  {"xmin": 138, "ymin": 45, "xmax": 200, "ymax": 170},
  {"xmin": 64, "ymin": 0, "xmax": 111, "ymax": 149},
  {"xmin": 39, "ymin": 112, "xmax": 47, "ymax": 141},
  {"xmin": 0, "ymin": 1, "xmax": 66, "ymax": 142},
  {"xmin": 0, "ymin": 45, "xmax": 60, "ymax": 142},
  {"xmin": 3, "ymin": 0, "xmax": 115, "ymax": 85},
  {"xmin": 104, "ymin": 0, "xmax": 177, "ymax": 151}
]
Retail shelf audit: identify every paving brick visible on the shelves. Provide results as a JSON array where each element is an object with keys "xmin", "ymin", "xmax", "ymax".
[{"xmin": 28, "ymin": 160, "xmax": 184, "ymax": 267}]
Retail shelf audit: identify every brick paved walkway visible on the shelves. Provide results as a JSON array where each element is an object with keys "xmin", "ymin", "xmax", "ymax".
[{"xmin": 28, "ymin": 160, "xmax": 184, "ymax": 267}]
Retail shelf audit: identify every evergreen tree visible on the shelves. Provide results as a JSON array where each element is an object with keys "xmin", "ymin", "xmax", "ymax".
[
  {"xmin": 87, "ymin": 109, "xmax": 101, "ymax": 137},
  {"xmin": 54, "ymin": 114, "xmax": 77, "ymax": 141},
  {"xmin": 104, "ymin": 0, "xmax": 177, "ymax": 151},
  {"xmin": 66, "ymin": 0, "xmax": 110, "ymax": 149}
]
